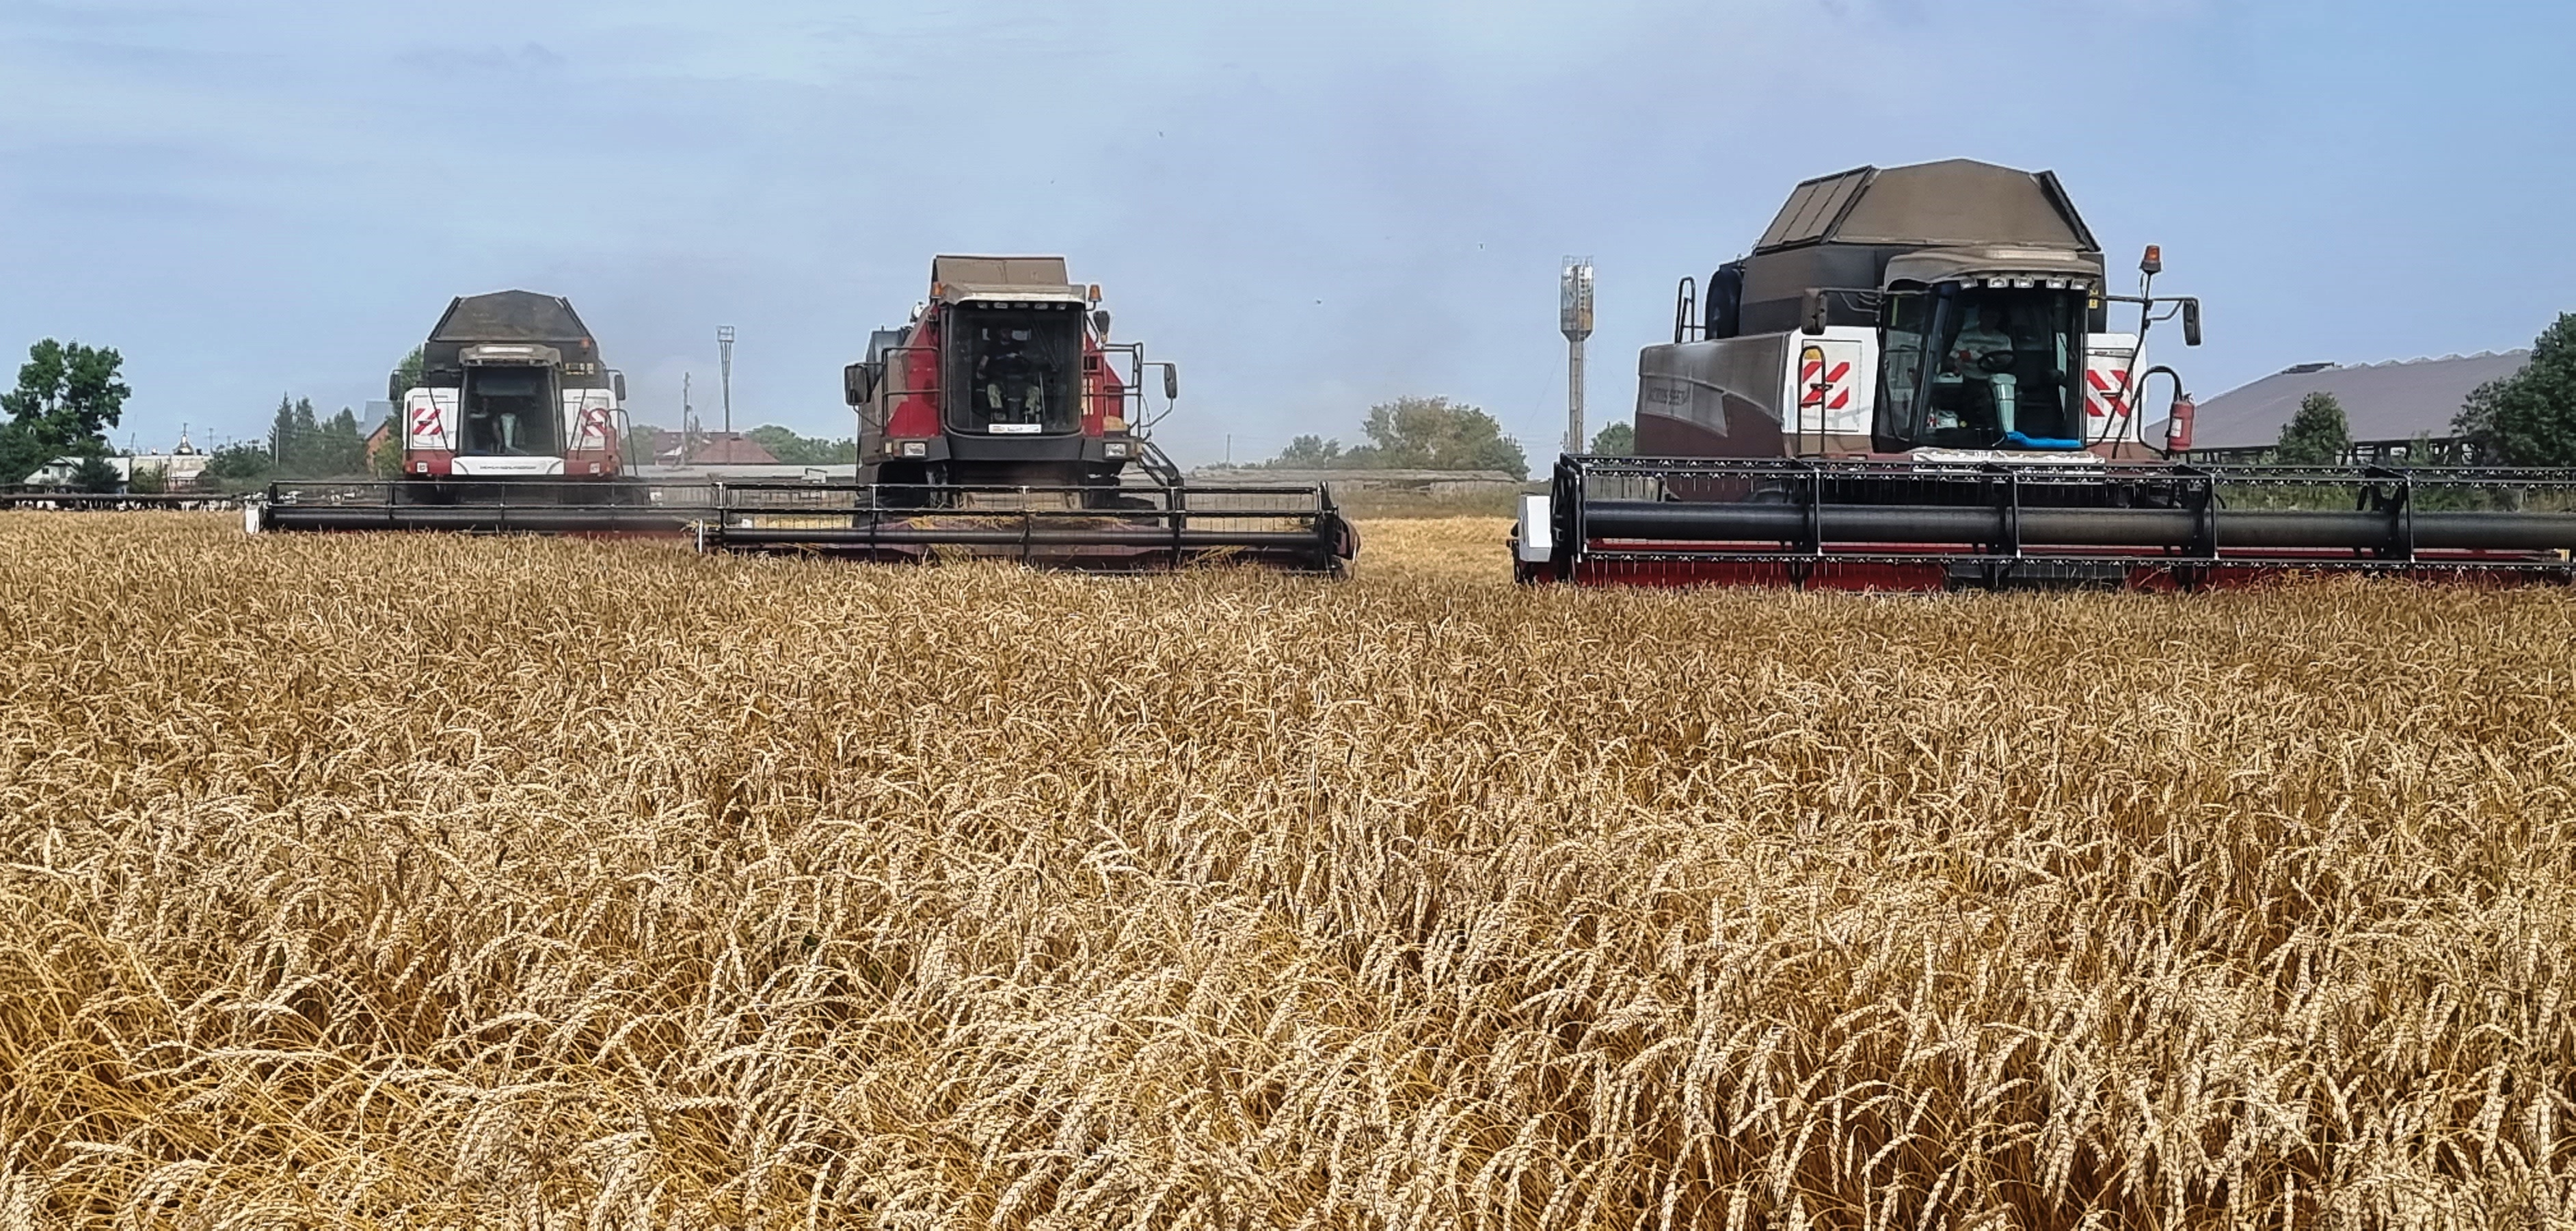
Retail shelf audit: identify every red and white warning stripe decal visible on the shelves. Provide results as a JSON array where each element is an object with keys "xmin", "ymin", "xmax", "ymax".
[
  {"xmin": 576, "ymin": 404, "xmax": 615, "ymax": 449},
  {"xmin": 1800, "ymin": 354, "xmax": 1855, "ymax": 412},
  {"xmin": 2086, "ymin": 367, "xmax": 2131, "ymax": 418},
  {"xmin": 410, "ymin": 401, "xmax": 445, "ymax": 441}
]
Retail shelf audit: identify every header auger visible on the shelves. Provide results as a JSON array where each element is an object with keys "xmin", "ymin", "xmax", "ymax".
[{"xmin": 1514, "ymin": 161, "xmax": 2576, "ymax": 590}]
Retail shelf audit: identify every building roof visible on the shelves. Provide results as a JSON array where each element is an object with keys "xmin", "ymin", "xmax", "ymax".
[
  {"xmin": 2177, "ymin": 351, "xmax": 2530, "ymax": 449},
  {"xmin": 680, "ymin": 436, "xmax": 778, "ymax": 466}
]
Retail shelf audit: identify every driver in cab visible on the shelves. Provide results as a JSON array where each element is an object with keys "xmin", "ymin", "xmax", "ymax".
[
  {"xmin": 1942, "ymin": 304, "xmax": 2020, "ymax": 436},
  {"xmin": 977, "ymin": 328, "xmax": 1048, "ymax": 427}
]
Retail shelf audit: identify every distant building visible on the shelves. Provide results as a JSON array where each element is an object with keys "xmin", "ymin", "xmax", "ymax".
[
  {"xmin": 643, "ymin": 429, "xmax": 777, "ymax": 467},
  {"xmin": 362, "ymin": 401, "xmax": 397, "ymax": 459},
  {"xmin": 23, "ymin": 429, "xmax": 215, "ymax": 490},
  {"xmin": 2169, "ymin": 351, "xmax": 2528, "ymax": 464}
]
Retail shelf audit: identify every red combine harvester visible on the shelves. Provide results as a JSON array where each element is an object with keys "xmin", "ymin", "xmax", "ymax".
[
  {"xmin": 1514, "ymin": 161, "xmax": 2576, "ymax": 589},
  {"xmin": 703, "ymin": 256, "xmax": 1357, "ymax": 573}
]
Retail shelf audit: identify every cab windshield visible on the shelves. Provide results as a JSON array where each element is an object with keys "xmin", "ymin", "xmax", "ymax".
[
  {"xmin": 459, "ymin": 365, "xmax": 560, "ymax": 455},
  {"xmin": 947, "ymin": 308, "xmax": 1082, "ymax": 436},
  {"xmin": 1877, "ymin": 285, "xmax": 2087, "ymax": 449}
]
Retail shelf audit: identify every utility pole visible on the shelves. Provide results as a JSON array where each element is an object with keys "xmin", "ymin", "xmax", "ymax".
[
  {"xmin": 682, "ymin": 372, "xmax": 694, "ymax": 464},
  {"xmin": 1561, "ymin": 257, "xmax": 1595, "ymax": 455},
  {"xmin": 718, "ymin": 326, "xmax": 736, "ymax": 441}
]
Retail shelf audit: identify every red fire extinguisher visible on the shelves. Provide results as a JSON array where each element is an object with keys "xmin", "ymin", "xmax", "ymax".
[{"xmin": 2165, "ymin": 393, "xmax": 2197, "ymax": 452}]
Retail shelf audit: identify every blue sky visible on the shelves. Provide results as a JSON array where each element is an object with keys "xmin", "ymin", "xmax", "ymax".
[{"xmin": 2, "ymin": 0, "xmax": 2568, "ymax": 464}]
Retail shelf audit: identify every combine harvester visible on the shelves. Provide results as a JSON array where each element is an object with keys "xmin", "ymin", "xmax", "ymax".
[
  {"xmin": 1513, "ymin": 160, "xmax": 2576, "ymax": 589},
  {"xmin": 701, "ymin": 256, "xmax": 1356, "ymax": 574},
  {"xmin": 254, "ymin": 291, "xmax": 693, "ymax": 534}
]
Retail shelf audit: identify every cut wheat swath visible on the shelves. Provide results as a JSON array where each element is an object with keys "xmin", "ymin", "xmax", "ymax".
[{"xmin": 1, "ymin": 512, "xmax": 2571, "ymax": 1228}]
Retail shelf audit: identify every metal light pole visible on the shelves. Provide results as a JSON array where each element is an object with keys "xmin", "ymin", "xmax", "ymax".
[
  {"xmin": 717, "ymin": 326, "xmax": 736, "ymax": 441},
  {"xmin": 1560, "ymin": 258, "xmax": 1594, "ymax": 455}
]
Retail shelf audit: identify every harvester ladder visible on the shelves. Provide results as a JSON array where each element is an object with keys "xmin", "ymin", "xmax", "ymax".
[{"xmin": 1135, "ymin": 439, "xmax": 1186, "ymax": 495}]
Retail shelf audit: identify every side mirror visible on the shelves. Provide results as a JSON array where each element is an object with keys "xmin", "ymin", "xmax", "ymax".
[
  {"xmin": 843, "ymin": 362, "xmax": 877, "ymax": 406},
  {"xmin": 1090, "ymin": 309, "xmax": 1112, "ymax": 337},
  {"xmin": 1162, "ymin": 364, "xmax": 1180, "ymax": 401},
  {"xmin": 2181, "ymin": 299, "xmax": 2203, "ymax": 347},
  {"xmin": 1800, "ymin": 289, "xmax": 1829, "ymax": 336},
  {"xmin": 387, "ymin": 372, "xmax": 405, "ymax": 403},
  {"xmin": 611, "ymin": 372, "xmax": 628, "ymax": 402}
]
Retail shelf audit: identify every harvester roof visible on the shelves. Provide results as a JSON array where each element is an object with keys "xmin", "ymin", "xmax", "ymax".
[
  {"xmin": 431, "ymin": 291, "xmax": 594, "ymax": 345},
  {"xmin": 1730, "ymin": 159, "xmax": 2106, "ymax": 335},
  {"xmin": 1754, "ymin": 160, "xmax": 2099, "ymax": 254},
  {"xmin": 929, "ymin": 255, "xmax": 1088, "ymax": 305}
]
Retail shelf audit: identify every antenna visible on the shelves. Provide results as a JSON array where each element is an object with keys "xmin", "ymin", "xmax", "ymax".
[
  {"xmin": 718, "ymin": 326, "xmax": 737, "ymax": 442},
  {"xmin": 1560, "ymin": 257, "xmax": 1596, "ymax": 455}
]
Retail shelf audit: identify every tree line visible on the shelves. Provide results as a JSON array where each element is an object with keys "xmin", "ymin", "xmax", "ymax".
[
  {"xmin": 1, "ymin": 339, "xmax": 131, "ymax": 490},
  {"xmin": 1263, "ymin": 396, "xmax": 1532, "ymax": 479}
]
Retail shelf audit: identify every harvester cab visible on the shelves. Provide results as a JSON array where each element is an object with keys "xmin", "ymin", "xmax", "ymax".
[
  {"xmin": 1640, "ymin": 161, "xmax": 2197, "ymax": 464},
  {"xmin": 1516, "ymin": 160, "xmax": 2576, "ymax": 590},
  {"xmin": 844, "ymin": 256, "xmax": 1162, "ymax": 497}
]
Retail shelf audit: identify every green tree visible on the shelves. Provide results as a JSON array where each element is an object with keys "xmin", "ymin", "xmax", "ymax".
[
  {"xmin": 2275, "ymin": 391, "xmax": 2350, "ymax": 466},
  {"xmin": 314, "ymin": 406, "xmax": 367, "ymax": 475},
  {"xmin": 747, "ymin": 424, "xmax": 857, "ymax": 466},
  {"xmin": 392, "ymin": 345, "xmax": 425, "ymax": 395},
  {"xmin": 1588, "ymin": 421, "xmax": 1635, "ymax": 455},
  {"xmin": 1, "ymin": 339, "xmax": 131, "ymax": 482},
  {"xmin": 2455, "ymin": 314, "xmax": 2576, "ymax": 466},
  {"xmin": 1343, "ymin": 396, "xmax": 1527, "ymax": 479},
  {"xmin": 1266, "ymin": 435, "xmax": 1344, "ymax": 467},
  {"xmin": 200, "ymin": 442, "xmax": 274, "ymax": 490},
  {"xmin": 130, "ymin": 463, "xmax": 169, "ymax": 494},
  {"xmin": 291, "ymin": 399, "xmax": 321, "ymax": 471},
  {"xmin": 265, "ymin": 395, "xmax": 297, "ymax": 472},
  {"xmin": 265, "ymin": 396, "xmax": 358, "ymax": 477},
  {"xmin": 72, "ymin": 455, "xmax": 122, "ymax": 492},
  {"xmin": 626, "ymin": 423, "xmax": 663, "ymax": 467},
  {"xmin": 371, "ymin": 424, "xmax": 405, "ymax": 477}
]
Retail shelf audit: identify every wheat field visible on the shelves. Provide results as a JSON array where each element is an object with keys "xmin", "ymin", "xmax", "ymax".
[{"xmin": 1, "ymin": 514, "xmax": 2571, "ymax": 1229}]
